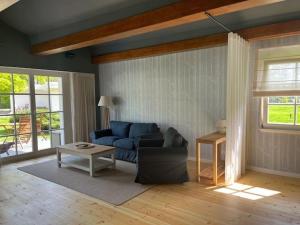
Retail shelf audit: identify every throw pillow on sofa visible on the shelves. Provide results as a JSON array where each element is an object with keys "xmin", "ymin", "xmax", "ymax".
[
  {"xmin": 110, "ymin": 121, "xmax": 132, "ymax": 138},
  {"xmin": 163, "ymin": 127, "xmax": 183, "ymax": 147},
  {"xmin": 129, "ymin": 123, "xmax": 159, "ymax": 139}
]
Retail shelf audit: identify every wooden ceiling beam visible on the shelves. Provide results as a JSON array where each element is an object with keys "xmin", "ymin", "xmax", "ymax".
[
  {"xmin": 92, "ymin": 33, "xmax": 228, "ymax": 64},
  {"xmin": 0, "ymin": 0, "xmax": 19, "ymax": 12},
  {"xmin": 92, "ymin": 19, "xmax": 300, "ymax": 64},
  {"xmin": 239, "ymin": 19, "xmax": 300, "ymax": 40},
  {"xmin": 31, "ymin": 0, "xmax": 283, "ymax": 55}
]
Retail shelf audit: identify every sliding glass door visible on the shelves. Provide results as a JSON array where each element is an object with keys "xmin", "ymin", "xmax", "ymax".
[{"xmin": 0, "ymin": 68, "xmax": 67, "ymax": 159}]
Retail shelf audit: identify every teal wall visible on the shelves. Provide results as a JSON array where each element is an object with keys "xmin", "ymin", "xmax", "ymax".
[{"xmin": 0, "ymin": 21, "xmax": 96, "ymax": 74}]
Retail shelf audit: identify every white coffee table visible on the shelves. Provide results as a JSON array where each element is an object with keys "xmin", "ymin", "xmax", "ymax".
[{"xmin": 56, "ymin": 142, "xmax": 116, "ymax": 177}]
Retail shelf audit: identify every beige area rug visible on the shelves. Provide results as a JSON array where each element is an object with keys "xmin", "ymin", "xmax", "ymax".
[{"xmin": 18, "ymin": 158, "xmax": 152, "ymax": 205}]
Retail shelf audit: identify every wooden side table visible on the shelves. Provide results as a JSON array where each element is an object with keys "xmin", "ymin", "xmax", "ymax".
[{"xmin": 196, "ymin": 132, "xmax": 226, "ymax": 185}]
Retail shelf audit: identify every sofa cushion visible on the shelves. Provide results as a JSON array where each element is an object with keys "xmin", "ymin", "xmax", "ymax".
[
  {"xmin": 114, "ymin": 148, "xmax": 137, "ymax": 163},
  {"xmin": 163, "ymin": 127, "xmax": 183, "ymax": 148},
  {"xmin": 129, "ymin": 123, "xmax": 159, "ymax": 139},
  {"xmin": 110, "ymin": 121, "xmax": 132, "ymax": 138},
  {"xmin": 93, "ymin": 136, "xmax": 120, "ymax": 146},
  {"xmin": 113, "ymin": 138, "xmax": 134, "ymax": 150},
  {"xmin": 90, "ymin": 129, "xmax": 112, "ymax": 141}
]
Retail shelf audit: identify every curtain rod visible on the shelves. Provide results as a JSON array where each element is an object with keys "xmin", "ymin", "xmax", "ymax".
[{"xmin": 204, "ymin": 12, "xmax": 232, "ymax": 33}]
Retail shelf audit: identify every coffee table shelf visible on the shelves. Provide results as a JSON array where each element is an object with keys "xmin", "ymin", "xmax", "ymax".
[
  {"xmin": 57, "ymin": 142, "xmax": 116, "ymax": 177},
  {"xmin": 58, "ymin": 156, "xmax": 115, "ymax": 173}
]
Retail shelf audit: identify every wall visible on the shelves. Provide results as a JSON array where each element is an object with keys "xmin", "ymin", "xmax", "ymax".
[
  {"xmin": 0, "ymin": 21, "xmax": 96, "ymax": 74},
  {"xmin": 99, "ymin": 46, "xmax": 227, "ymax": 160},
  {"xmin": 247, "ymin": 35, "xmax": 300, "ymax": 175},
  {"xmin": 98, "ymin": 35, "xmax": 300, "ymax": 175}
]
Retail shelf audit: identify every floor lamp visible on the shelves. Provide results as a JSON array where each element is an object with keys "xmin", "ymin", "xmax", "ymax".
[{"xmin": 98, "ymin": 96, "xmax": 113, "ymax": 129}]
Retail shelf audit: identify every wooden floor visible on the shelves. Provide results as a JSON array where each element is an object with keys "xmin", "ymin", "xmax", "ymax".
[{"xmin": 0, "ymin": 155, "xmax": 299, "ymax": 225}]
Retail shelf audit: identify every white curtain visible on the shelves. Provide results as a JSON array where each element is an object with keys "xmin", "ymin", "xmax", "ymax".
[
  {"xmin": 70, "ymin": 73, "xmax": 96, "ymax": 142},
  {"xmin": 225, "ymin": 33, "xmax": 250, "ymax": 184}
]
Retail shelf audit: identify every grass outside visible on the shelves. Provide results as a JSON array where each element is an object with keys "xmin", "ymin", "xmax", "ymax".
[
  {"xmin": 268, "ymin": 105, "xmax": 300, "ymax": 125},
  {"xmin": 0, "ymin": 112, "xmax": 62, "ymax": 136},
  {"xmin": 0, "ymin": 116, "xmax": 12, "ymax": 136},
  {"xmin": 0, "ymin": 115, "xmax": 52, "ymax": 141},
  {"xmin": 0, "ymin": 116, "xmax": 10, "ymax": 124}
]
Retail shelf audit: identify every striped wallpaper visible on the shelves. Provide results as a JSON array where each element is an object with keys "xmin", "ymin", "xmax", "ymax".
[
  {"xmin": 99, "ymin": 35, "xmax": 300, "ymax": 175},
  {"xmin": 99, "ymin": 46, "xmax": 227, "ymax": 160}
]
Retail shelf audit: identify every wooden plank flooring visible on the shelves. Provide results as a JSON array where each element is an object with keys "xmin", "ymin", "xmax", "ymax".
[{"xmin": 0, "ymin": 155, "xmax": 299, "ymax": 225}]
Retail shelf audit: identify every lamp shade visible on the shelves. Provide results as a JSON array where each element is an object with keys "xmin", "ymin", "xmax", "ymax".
[{"xmin": 98, "ymin": 96, "xmax": 113, "ymax": 107}]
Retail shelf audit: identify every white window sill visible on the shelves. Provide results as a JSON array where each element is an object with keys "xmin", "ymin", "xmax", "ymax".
[{"xmin": 259, "ymin": 128, "xmax": 300, "ymax": 135}]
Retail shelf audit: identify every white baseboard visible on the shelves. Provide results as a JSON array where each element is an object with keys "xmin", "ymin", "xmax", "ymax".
[
  {"xmin": 188, "ymin": 157, "xmax": 300, "ymax": 179},
  {"xmin": 248, "ymin": 166, "xmax": 300, "ymax": 179}
]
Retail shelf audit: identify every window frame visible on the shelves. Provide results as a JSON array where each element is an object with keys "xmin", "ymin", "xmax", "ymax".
[{"xmin": 261, "ymin": 97, "xmax": 300, "ymax": 130}]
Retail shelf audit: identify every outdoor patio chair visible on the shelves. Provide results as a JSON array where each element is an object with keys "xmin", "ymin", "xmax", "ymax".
[
  {"xmin": 0, "ymin": 142, "xmax": 15, "ymax": 156},
  {"xmin": 18, "ymin": 116, "xmax": 32, "ymax": 144},
  {"xmin": 36, "ymin": 120, "xmax": 48, "ymax": 141}
]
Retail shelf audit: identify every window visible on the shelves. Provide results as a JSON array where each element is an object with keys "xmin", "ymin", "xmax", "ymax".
[
  {"xmin": 256, "ymin": 50, "xmax": 300, "ymax": 130},
  {"xmin": 262, "ymin": 96, "xmax": 300, "ymax": 129}
]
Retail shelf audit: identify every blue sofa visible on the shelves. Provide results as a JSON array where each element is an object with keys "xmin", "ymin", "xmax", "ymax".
[{"xmin": 90, "ymin": 121, "xmax": 162, "ymax": 163}]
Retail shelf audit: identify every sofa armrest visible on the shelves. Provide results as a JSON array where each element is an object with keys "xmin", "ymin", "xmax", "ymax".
[
  {"xmin": 139, "ymin": 132, "xmax": 163, "ymax": 140},
  {"xmin": 137, "ymin": 146, "xmax": 187, "ymax": 162},
  {"xmin": 136, "ymin": 146, "xmax": 188, "ymax": 184},
  {"xmin": 138, "ymin": 139, "xmax": 164, "ymax": 148},
  {"xmin": 90, "ymin": 129, "xmax": 112, "ymax": 140}
]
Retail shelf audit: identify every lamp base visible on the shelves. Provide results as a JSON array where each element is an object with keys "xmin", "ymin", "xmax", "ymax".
[
  {"xmin": 217, "ymin": 128, "xmax": 226, "ymax": 134},
  {"xmin": 101, "ymin": 107, "xmax": 110, "ymax": 129}
]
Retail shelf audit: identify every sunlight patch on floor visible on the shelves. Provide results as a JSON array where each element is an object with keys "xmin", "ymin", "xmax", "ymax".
[
  {"xmin": 213, "ymin": 183, "xmax": 280, "ymax": 200},
  {"xmin": 232, "ymin": 191, "xmax": 263, "ymax": 200},
  {"xmin": 245, "ymin": 187, "xmax": 280, "ymax": 197},
  {"xmin": 214, "ymin": 187, "xmax": 236, "ymax": 194},
  {"xmin": 227, "ymin": 183, "xmax": 252, "ymax": 191}
]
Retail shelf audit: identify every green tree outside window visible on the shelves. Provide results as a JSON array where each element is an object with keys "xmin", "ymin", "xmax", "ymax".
[{"xmin": 0, "ymin": 73, "xmax": 29, "ymax": 109}]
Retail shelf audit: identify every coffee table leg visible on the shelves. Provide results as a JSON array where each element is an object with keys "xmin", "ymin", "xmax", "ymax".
[
  {"xmin": 111, "ymin": 153, "xmax": 116, "ymax": 169},
  {"xmin": 57, "ymin": 148, "xmax": 61, "ymax": 168},
  {"xmin": 89, "ymin": 156, "xmax": 94, "ymax": 177}
]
